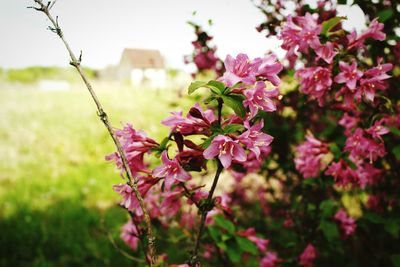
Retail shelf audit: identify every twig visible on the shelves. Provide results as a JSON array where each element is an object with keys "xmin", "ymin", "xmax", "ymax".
[
  {"xmin": 189, "ymin": 161, "xmax": 223, "ymax": 266},
  {"xmin": 107, "ymin": 230, "xmax": 146, "ymax": 263},
  {"xmin": 189, "ymin": 96, "xmax": 225, "ymax": 266},
  {"xmin": 29, "ymin": 1, "xmax": 157, "ymax": 265}
]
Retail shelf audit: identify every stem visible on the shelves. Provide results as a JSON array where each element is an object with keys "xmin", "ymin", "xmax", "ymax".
[
  {"xmin": 29, "ymin": 1, "xmax": 156, "ymax": 265},
  {"xmin": 189, "ymin": 161, "xmax": 223, "ymax": 266}
]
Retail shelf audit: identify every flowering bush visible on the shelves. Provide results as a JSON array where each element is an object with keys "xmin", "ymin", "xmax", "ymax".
[
  {"xmin": 104, "ymin": 1, "xmax": 400, "ymax": 265},
  {"xmin": 31, "ymin": 0, "xmax": 399, "ymax": 265},
  {"xmin": 106, "ymin": 1, "xmax": 400, "ymax": 266}
]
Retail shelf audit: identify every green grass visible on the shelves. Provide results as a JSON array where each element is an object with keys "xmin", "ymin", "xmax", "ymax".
[{"xmin": 0, "ymin": 84, "xmax": 194, "ymax": 267}]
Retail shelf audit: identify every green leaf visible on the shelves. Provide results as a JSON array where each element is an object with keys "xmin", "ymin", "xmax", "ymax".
[
  {"xmin": 226, "ymin": 243, "xmax": 241, "ymax": 263},
  {"xmin": 207, "ymin": 80, "xmax": 226, "ymax": 95},
  {"xmin": 390, "ymin": 127, "xmax": 400, "ymax": 136},
  {"xmin": 188, "ymin": 80, "xmax": 227, "ymax": 95},
  {"xmin": 235, "ymin": 236, "xmax": 258, "ymax": 255},
  {"xmin": 201, "ymin": 133, "xmax": 218, "ymax": 149},
  {"xmin": 329, "ymin": 143, "xmax": 341, "ymax": 159},
  {"xmin": 391, "ymin": 254, "xmax": 400, "ymax": 267},
  {"xmin": 319, "ymin": 200, "xmax": 336, "ymax": 218},
  {"xmin": 204, "ymin": 95, "xmax": 216, "ymax": 104},
  {"xmin": 158, "ymin": 137, "xmax": 169, "ymax": 150},
  {"xmin": 393, "ymin": 146, "xmax": 400, "ymax": 161},
  {"xmin": 221, "ymin": 94, "xmax": 246, "ymax": 118},
  {"xmin": 208, "ymin": 226, "xmax": 221, "ymax": 242},
  {"xmin": 321, "ymin": 16, "xmax": 347, "ymax": 36},
  {"xmin": 223, "ymin": 124, "xmax": 244, "ymax": 134},
  {"xmin": 319, "ymin": 220, "xmax": 340, "ymax": 242},
  {"xmin": 188, "ymin": 81, "xmax": 207, "ymax": 95},
  {"xmin": 377, "ymin": 9, "xmax": 393, "ymax": 23},
  {"xmin": 385, "ymin": 220, "xmax": 400, "ymax": 239},
  {"xmin": 214, "ymin": 215, "xmax": 235, "ymax": 234},
  {"xmin": 337, "ymin": 0, "xmax": 346, "ymax": 4},
  {"xmin": 363, "ymin": 212, "xmax": 385, "ymax": 224}
]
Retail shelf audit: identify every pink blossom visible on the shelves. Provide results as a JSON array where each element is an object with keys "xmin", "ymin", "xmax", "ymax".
[
  {"xmin": 120, "ymin": 219, "xmax": 140, "ymax": 251},
  {"xmin": 348, "ymin": 18, "xmax": 386, "ymax": 49},
  {"xmin": 299, "ymin": 244, "xmax": 317, "ymax": 267},
  {"xmin": 295, "ymin": 66, "xmax": 332, "ymax": 105},
  {"xmin": 325, "ymin": 159, "xmax": 359, "ymax": 188},
  {"xmin": 359, "ymin": 60, "xmax": 393, "ymax": 102},
  {"xmin": 334, "ymin": 60, "xmax": 363, "ymax": 90},
  {"xmin": 315, "ymin": 41, "xmax": 338, "ymax": 64},
  {"xmin": 254, "ymin": 54, "xmax": 283, "ymax": 86},
  {"xmin": 106, "ymin": 124, "xmax": 158, "ymax": 175},
  {"xmin": 113, "ymin": 176, "xmax": 159, "ymax": 216},
  {"xmin": 203, "ymin": 135, "xmax": 246, "ymax": 168},
  {"xmin": 339, "ymin": 113, "xmax": 359, "ymax": 136},
  {"xmin": 279, "ymin": 13, "xmax": 321, "ymax": 60},
  {"xmin": 220, "ymin": 53, "xmax": 259, "ymax": 86},
  {"xmin": 153, "ymin": 151, "xmax": 191, "ymax": 190},
  {"xmin": 260, "ymin": 252, "xmax": 281, "ymax": 267},
  {"xmin": 237, "ymin": 228, "xmax": 269, "ymax": 252},
  {"xmin": 294, "ymin": 132, "xmax": 329, "ymax": 178},
  {"xmin": 344, "ymin": 128, "xmax": 386, "ymax": 162},
  {"xmin": 238, "ymin": 121, "xmax": 273, "ymax": 159},
  {"xmin": 366, "ymin": 119, "xmax": 389, "ymax": 141},
  {"xmin": 162, "ymin": 103, "xmax": 216, "ymax": 136},
  {"xmin": 193, "ymin": 50, "xmax": 219, "ymax": 71},
  {"xmin": 356, "ymin": 161, "xmax": 382, "ymax": 188},
  {"xmin": 160, "ymin": 188, "xmax": 184, "ymax": 217},
  {"xmin": 243, "ymin": 82, "xmax": 279, "ymax": 118},
  {"xmin": 334, "ymin": 209, "xmax": 357, "ymax": 238}
]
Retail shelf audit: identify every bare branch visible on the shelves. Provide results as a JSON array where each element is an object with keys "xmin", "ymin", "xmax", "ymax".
[{"xmin": 29, "ymin": 1, "xmax": 157, "ymax": 265}]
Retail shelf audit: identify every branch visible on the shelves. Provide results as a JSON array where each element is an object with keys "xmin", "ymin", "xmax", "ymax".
[
  {"xmin": 189, "ymin": 161, "xmax": 223, "ymax": 266},
  {"xmin": 29, "ymin": 1, "xmax": 157, "ymax": 265}
]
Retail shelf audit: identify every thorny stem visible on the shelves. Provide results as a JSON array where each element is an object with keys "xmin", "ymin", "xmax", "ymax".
[
  {"xmin": 189, "ymin": 99, "xmax": 224, "ymax": 266},
  {"xmin": 29, "ymin": 1, "xmax": 157, "ymax": 265}
]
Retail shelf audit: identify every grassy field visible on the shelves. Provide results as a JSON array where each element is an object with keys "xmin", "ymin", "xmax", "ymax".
[{"xmin": 0, "ymin": 83, "xmax": 194, "ymax": 267}]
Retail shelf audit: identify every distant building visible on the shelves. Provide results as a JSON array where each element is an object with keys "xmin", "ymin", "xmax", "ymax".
[{"xmin": 118, "ymin": 48, "xmax": 166, "ymax": 88}]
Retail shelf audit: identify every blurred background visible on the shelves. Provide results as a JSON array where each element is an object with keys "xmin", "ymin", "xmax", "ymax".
[{"xmin": 0, "ymin": 0, "xmax": 365, "ymax": 266}]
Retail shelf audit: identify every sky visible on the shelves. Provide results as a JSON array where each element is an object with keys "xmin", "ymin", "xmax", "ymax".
[{"xmin": 0, "ymin": 0, "xmax": 366, "ymax": 71}]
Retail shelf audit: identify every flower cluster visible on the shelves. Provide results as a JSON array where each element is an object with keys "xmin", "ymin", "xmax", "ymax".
[{"xmin": 107, "ymin": 50, "xmax": 283, "ymax": 265}]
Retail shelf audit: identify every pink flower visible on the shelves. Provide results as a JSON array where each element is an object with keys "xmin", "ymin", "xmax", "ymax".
[
  {"xmin": 260, "ymin": 252, "xmax": 281, "ymax": 267},
  {"xmin": 299, "ymin": 244, "xmax": 317, "ymax": 267},
  {"xmin": 325, "ymin": 159, "xmax": 359, "ymax": 188},
  {"xmin": 348, "ymin": 18, "xmax": 386, "ymax": 49},
  {"xmin": 334, "ymin": 209, "xmax": 357, "ymax": 238},
  {"xmin": 162, "ymin": 103, "xmax": 216, "ymax": 136},
  {"xmin": 315, "ymin": 41, "xmax": 337, "ymax": 64},
  {"xmin": 294, "ymin": 132, "xmax": 329, "ymax": 178},
  {"xmin": 295, "ymin": 66, "xmax": 332, "ymax": 106},
  {"xmin": 120, "ymin": 219, "xmax": 140, "ymax": 251},
  {"xmin": 334, "ymin": 60, "xmax": 363, "ymax": 90},
  {"xmin": 243, "ymin": 81, "xmax": 279, "ymax": 118},
  {"xmin": 160, "ymin": 188, "xmax": 184, "ymax": 217},
  {"xmin": 153, "ymin": 151, "xmax": 191, "ymax": 190},
  {"xmin": 203, "ymin": 135, "xmax": 246, "ymax": 168},
  {"xmin": 220, "ymin": 53, "xmax": 259, "ymax": 86},
  {"xmin": 366, "ymin": 119, "xmax": 389, "ymax": 141},
  {"xmin": 193, "ymin": 50, "xmax": 219, "ymax": 71},
  {"xmin": 254, "ymin": 54, "xmax": 283, "ymax": 86},
  {"xmin": 339, "ymin": 113, "xmax": 359, "ymax": 136},
  {"xmin": 237, "ymin": 227, "xmax": 269, "ymax": 252},
  {"xmin": 359, "ymin": 60, "xmax": 393, "ymax": 102},
  {"xmin": 106, "ymin": 124, "xmax": 158, "ymax": 175},
  {"xmin": 238, "ymin": 120, "xmax": 273, "ymax": 159},
  {"xmin": 344, "ymin": 128, "xmax": 386, "ymax": 162},
  {"xmin": 279, "ymin": 13, "xmax": 321, "ymax": 61},
  {"xmin": 113, "ymin": 176, "xmax": 159, "ymax": 216}
]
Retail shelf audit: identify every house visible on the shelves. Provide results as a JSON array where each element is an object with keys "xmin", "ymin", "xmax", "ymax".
[{"xmin": 118, "ymin": 48, "xmax": 166, "ymax": 88}]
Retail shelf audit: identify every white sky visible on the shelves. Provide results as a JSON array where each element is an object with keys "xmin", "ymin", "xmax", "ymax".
[{"xmin": 0, "ymin": 0, "xmax": 365, "ymax": 71}]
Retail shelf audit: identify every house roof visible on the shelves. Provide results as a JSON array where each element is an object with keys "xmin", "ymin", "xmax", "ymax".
[{"xmin": 120, "ymin": 48, "xmax": 165, "ymax": 69}]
